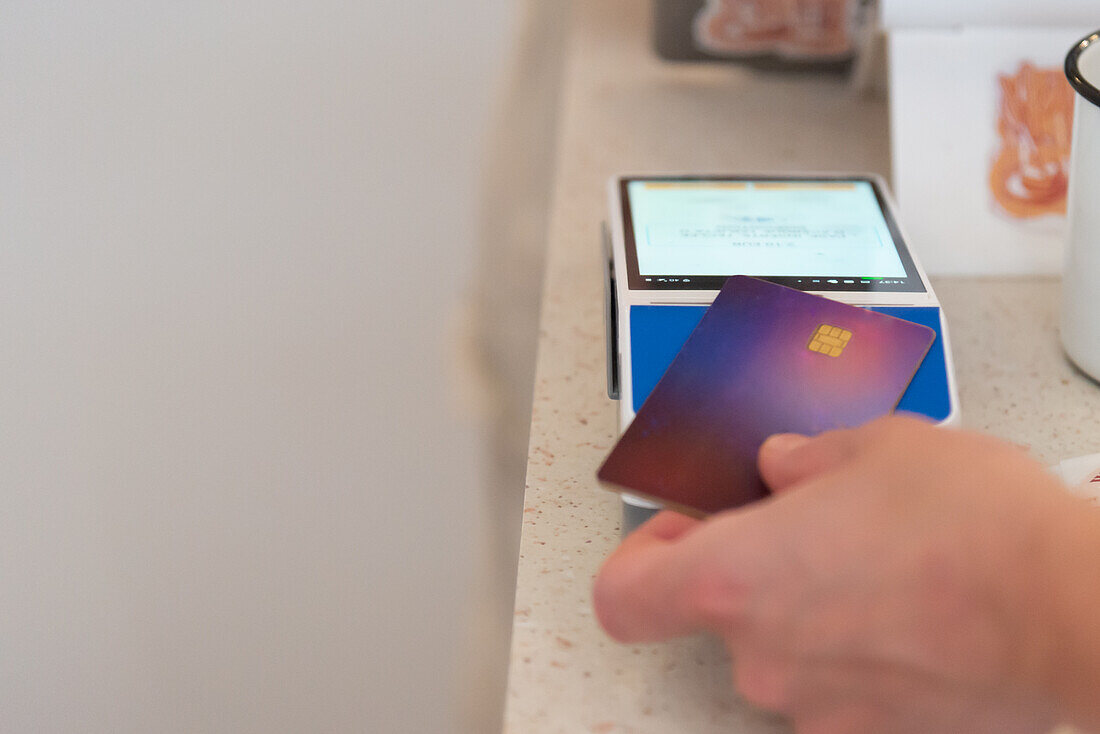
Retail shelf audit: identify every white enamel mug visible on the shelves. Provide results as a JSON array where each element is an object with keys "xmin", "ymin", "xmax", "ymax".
[{"xmin": 1062, "ymin": 31, "xmax": 1100, "ymax": 379}]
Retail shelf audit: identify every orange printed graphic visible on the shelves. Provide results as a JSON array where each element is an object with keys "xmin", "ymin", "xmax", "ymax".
[
  {"xmin": 694, "ymin": 0, "xmax": 856, "ymax": 58},
  {"xmin": 990, "ymin": 62, "xmax": 1075, "ymax": 219}
]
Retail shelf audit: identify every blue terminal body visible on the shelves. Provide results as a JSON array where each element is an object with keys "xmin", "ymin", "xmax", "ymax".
[{"xmin": 629, "ymin": 304, "xmax": 951, "ymax": 423}]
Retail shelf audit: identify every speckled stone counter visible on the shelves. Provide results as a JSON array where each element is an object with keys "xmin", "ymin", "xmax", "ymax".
[{"xmin": 503, "ymin": 2, "xmax": 1100, "ymax": 732}]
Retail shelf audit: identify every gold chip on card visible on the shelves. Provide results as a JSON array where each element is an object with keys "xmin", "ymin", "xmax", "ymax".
[{"xmin": 808, "ymin": 324, "xmax": 851, "ymax": 357}]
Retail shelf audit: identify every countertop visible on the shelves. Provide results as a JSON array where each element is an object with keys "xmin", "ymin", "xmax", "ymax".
[{"xmin": 503, "ymin": 2, "xmax": 1100, "ymax": 732}]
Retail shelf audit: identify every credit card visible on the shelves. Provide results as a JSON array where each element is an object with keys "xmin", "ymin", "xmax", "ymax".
[{"xmin": 598, "ymin": 275, "xmax": 935, "ymax": 516}]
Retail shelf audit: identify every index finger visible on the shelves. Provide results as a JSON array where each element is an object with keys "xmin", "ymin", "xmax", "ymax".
[{"xmin": 593, "ymin": 510, "xmax": 703, "ymax": 642}]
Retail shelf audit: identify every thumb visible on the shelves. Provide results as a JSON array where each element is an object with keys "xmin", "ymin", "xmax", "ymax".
[{"xmin": 757, "ymin": 427, "xmax": 861, "ymax": 493}]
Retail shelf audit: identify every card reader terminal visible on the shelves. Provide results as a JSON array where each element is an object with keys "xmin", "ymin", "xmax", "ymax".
[{"xmin": 603, "ymin": 175, "xmax": 960, "ymax": 531}]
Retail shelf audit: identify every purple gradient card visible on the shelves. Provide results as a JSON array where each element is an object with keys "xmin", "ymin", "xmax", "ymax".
[{"xmin": 598, "ymin": 275, "xmax": 935, "ymax": 516}]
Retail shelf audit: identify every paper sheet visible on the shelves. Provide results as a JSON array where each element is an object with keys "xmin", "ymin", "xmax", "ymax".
[{"xmin": 882, "ymin": 0, "xmax": 1098, "ymax": 30}]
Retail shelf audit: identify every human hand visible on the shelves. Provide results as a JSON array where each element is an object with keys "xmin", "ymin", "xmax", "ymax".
[{"xmin": 594, "ymin": 416, "xmax": 1100, "ymax": 733}]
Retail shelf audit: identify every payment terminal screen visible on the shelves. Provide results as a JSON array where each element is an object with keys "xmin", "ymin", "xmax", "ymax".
[{"xmin": 622, "ymin": 178, "xmax": 924, "ymax": 293}]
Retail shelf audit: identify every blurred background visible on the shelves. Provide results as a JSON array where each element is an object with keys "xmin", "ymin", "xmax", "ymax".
[
  {"xmin": 1, "ymin": 1, "xmax": 558, "ymax": 732},
  {"xmin": 7, "ymin": 1, "xmax": 1092, "ymax": 732}
]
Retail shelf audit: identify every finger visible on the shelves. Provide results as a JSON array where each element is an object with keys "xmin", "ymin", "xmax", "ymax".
[
  {"xmin": 756, "ymin": 433, "xmax": 811, "ymax": 492},
  {"xmin": 733, "ymin": 652, "xmax": 793, "ymax": 711},
  {"xmin": 624, "ymin": 509, "xmax": 700, "ymax": 544},
  {"xmin": 593, "ymin": 513, "xmax": 705, "ymax": 642},
  {"xmin": 757, "ymin": 427, "xmax": 863, "ymax": 493},
  {"xmin": 794, "ymin": 705, "xmax": 881, "ymax": 734}
]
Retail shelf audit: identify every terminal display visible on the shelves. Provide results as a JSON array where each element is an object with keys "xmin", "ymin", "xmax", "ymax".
[{"xmin": 620, "ymin": 177, "xmax": 926, "ymax": 292}]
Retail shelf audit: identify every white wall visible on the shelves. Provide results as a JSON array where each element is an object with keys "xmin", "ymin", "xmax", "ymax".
[{"xmin": 0, "ymin": 2, "xmax": 512, "ymax": 732}]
